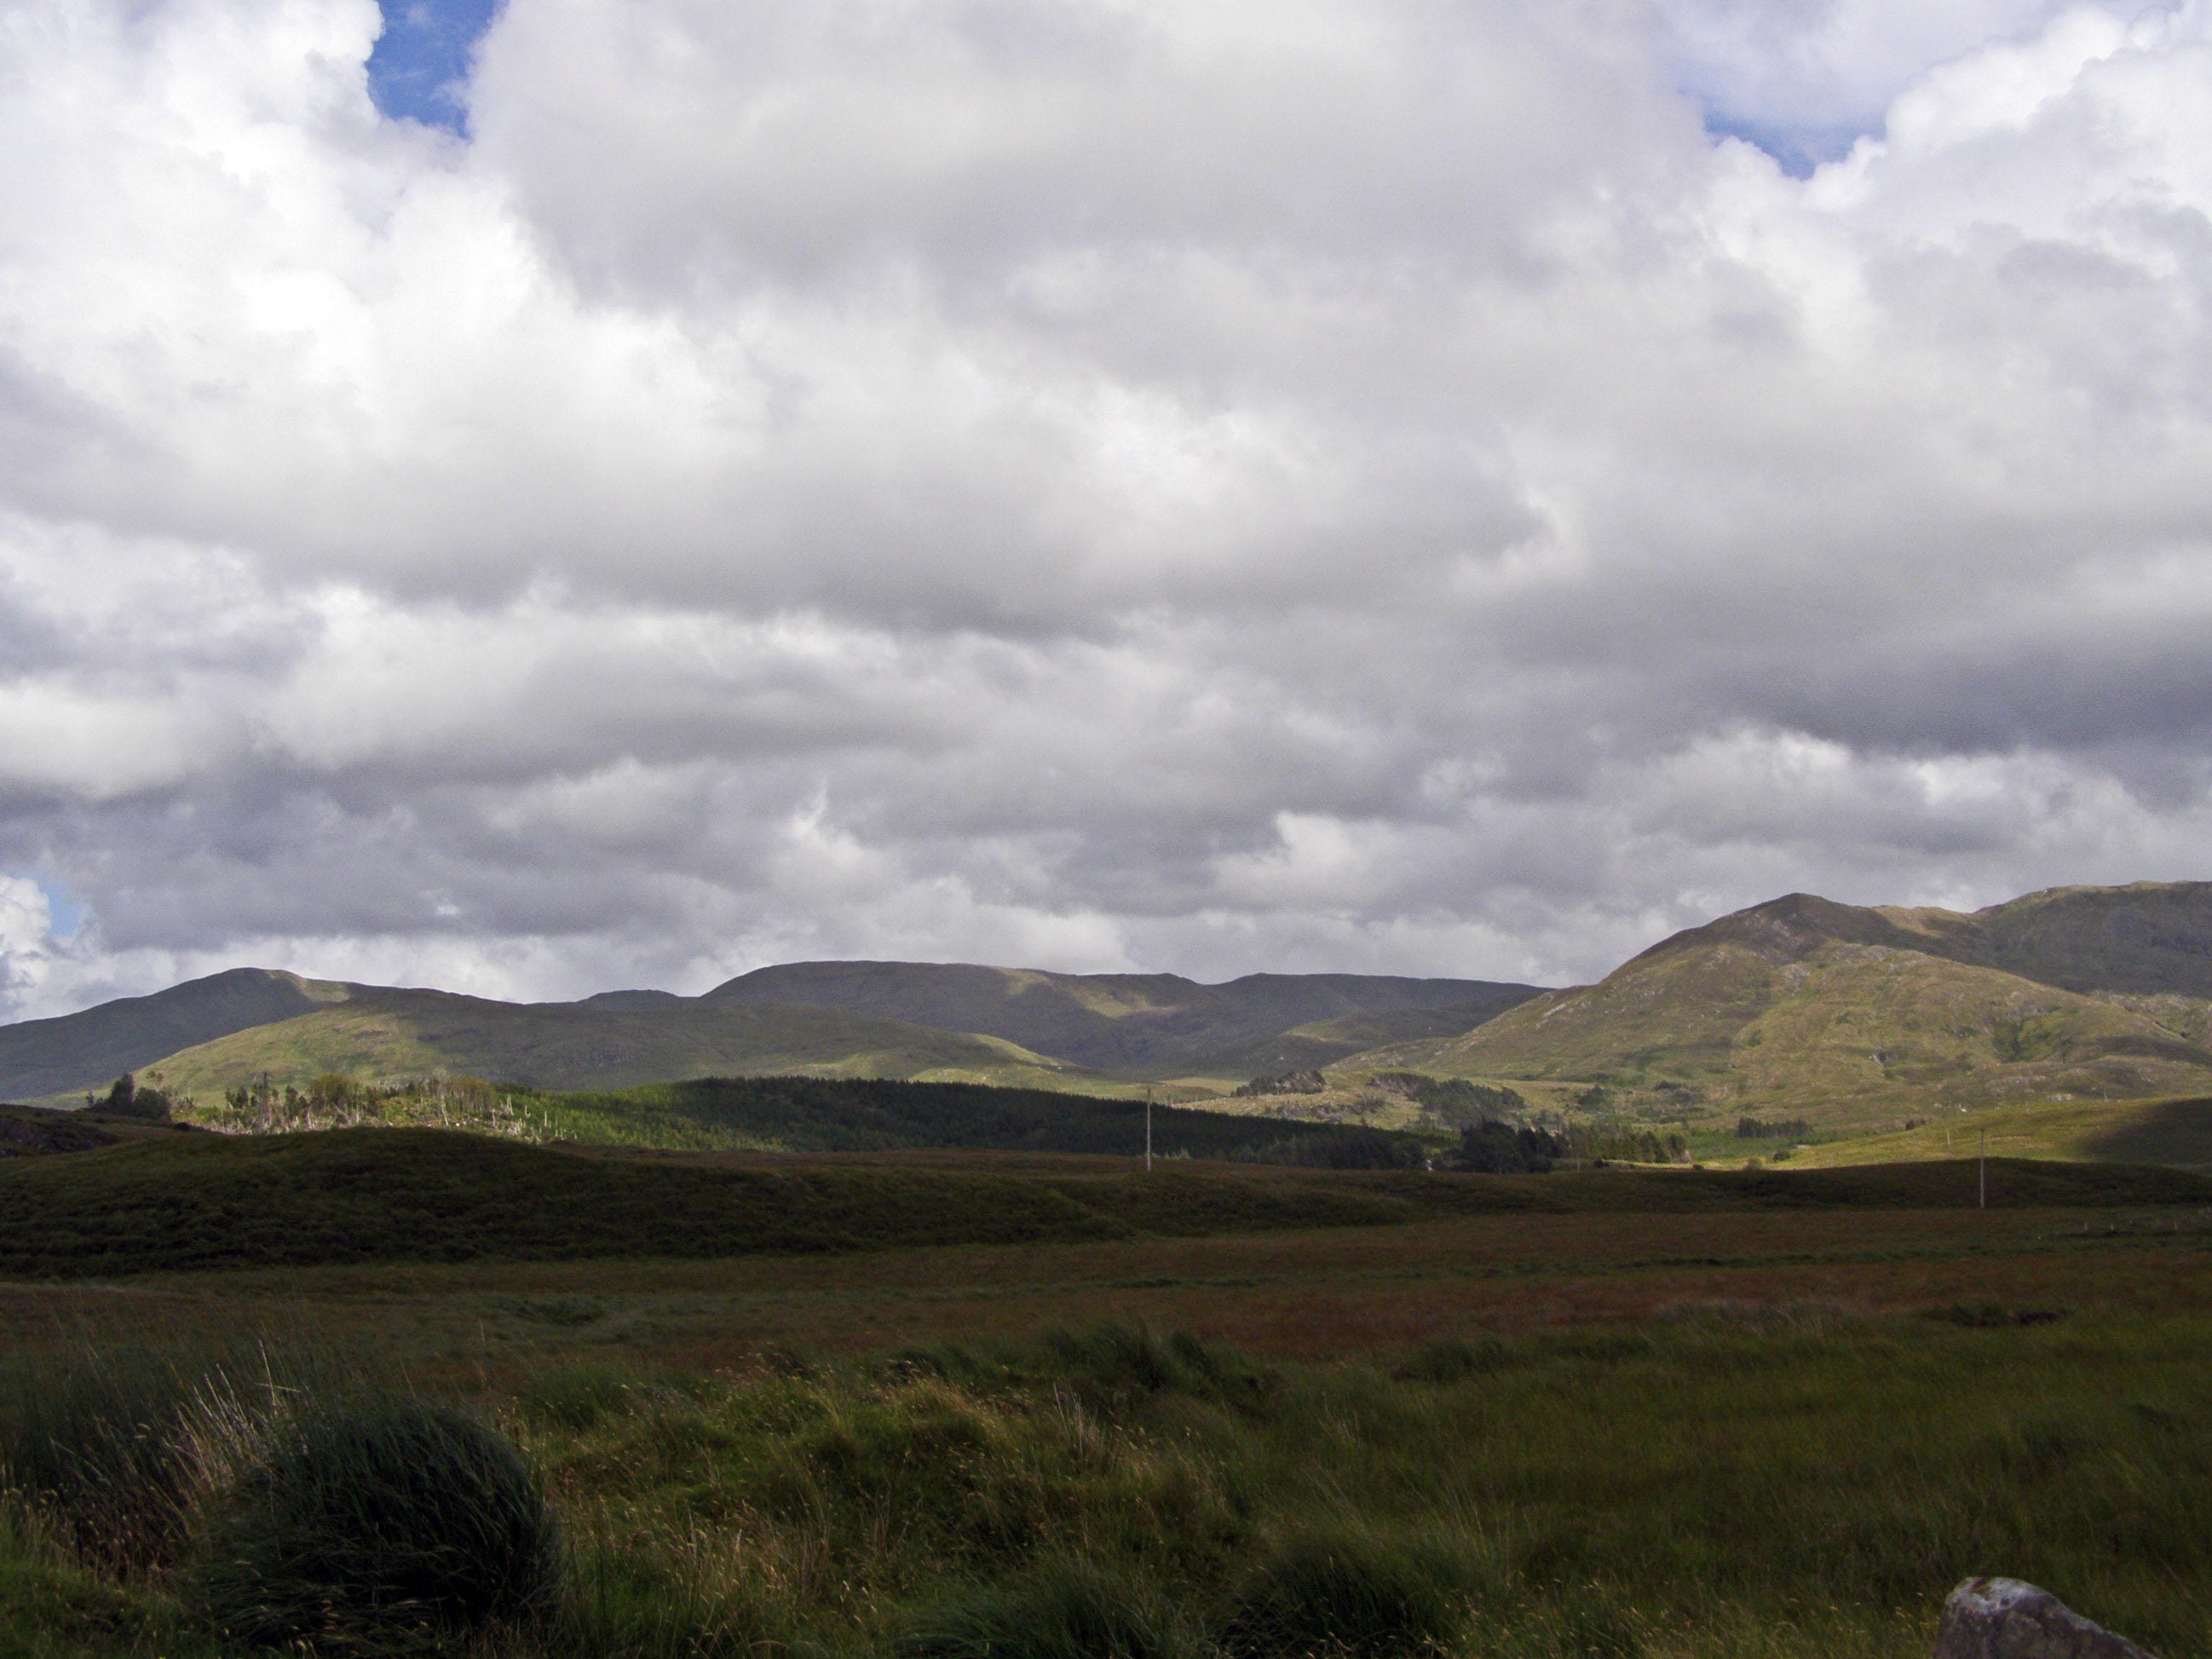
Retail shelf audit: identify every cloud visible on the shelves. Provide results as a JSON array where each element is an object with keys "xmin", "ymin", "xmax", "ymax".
[{"xmin": 0, "ymin": 0, "xmax": 2210, "ymax": 1018}]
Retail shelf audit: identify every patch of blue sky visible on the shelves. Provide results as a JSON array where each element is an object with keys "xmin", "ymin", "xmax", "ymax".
[
  {"xmin": 1700, "ymin": 114, "xmax": 1872, "ymax": 179},
  {"xmin": 30, "ymin": 879, "xmax": 84, "ymax": 940},
  {"xmin": 366, "ymin": 0, "xmax": 503, "ymax": 136}
]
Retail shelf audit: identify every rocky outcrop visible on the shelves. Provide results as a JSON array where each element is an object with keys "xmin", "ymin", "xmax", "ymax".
[{"xmin": 1934, "ymin": 1579, "xmax": 2157, "ymax": 1659}]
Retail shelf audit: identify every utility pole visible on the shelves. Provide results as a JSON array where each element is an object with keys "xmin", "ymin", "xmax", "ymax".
[
  {"xmin": 1979, "ymin": 1125, "xmax": 1987, "ymax": 1211},
  {"xmin": 1145, "ymin": 1085, "xmax": 1154, "ymax": 1172}
]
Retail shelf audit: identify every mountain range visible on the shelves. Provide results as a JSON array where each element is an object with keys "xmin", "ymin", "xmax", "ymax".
[
  {"xmin": 8, "ymin": 880, "xmax": 2212, "ymax": 1130},
  {"xmin": 0, "ymin": 961, "xmax": 1538, "ymax": 1105}
]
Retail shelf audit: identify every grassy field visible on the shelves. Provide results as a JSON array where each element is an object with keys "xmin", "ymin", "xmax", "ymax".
[
  {"xmin": 1785, "ymin": 1093, "xmax": 2212, "ymax": 1170},
  {"xmin": 5, "ymin": 1127, "xmax": 2210, "ymax": 1280},
  {"xmin": 4, "ymin": 1134, "xmax": 2212, "ymax": 1658}
]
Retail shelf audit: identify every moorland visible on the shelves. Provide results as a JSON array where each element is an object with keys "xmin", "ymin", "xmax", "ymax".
[
  {"xmin": 9, "ymin": 880, "xmax": 2212, "ymax": 1657},
  {"xmin": 3, "ymin": 1130, "xmax": 2211, "ymax": 1658}
]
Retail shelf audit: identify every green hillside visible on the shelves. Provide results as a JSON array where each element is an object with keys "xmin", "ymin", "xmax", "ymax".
[
  {"xmin": 5, "ymin": 963, "xmax": 1540, "ymax": 1108},
  {"xmin": 1787, "ymin": 1094, "xmax": 2212, "ymax": 1171},
  {"xmin": 132, "ymin": 991, "xmax": 1096, "ymax": 1101},
  {"xmin": 0, "ymin": 968, "xmax": 361, "ymax": 1100},
  {"xmin": 1168, "ymin": 1003, "xmax": 1529, "ymax": 1082},
  {"xmin": 1341, "ymin": 886, "xmax": 2212, "ymax": 1131},
  {"xmin": 703, "ymin": 961, "xmax": 1538, "ymax": 1074},
  {"xmin": 174, "ymin": 1071, "xmax": 1391, "ymax": 1160}
]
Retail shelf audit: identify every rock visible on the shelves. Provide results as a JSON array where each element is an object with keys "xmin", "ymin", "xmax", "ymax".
[{"xmin": 1934, "ymin": 1578, "xmax": 2158, "ymax": 1659}]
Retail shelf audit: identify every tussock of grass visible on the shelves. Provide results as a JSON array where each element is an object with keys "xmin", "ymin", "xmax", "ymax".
[
  {"xmin": 192, "ymin": 1394, "xmax": 561, "ymax": 1651},
  {"xmin": 1219, "ymin": 1529, "xmax": 1478, "ymax": 1659}
]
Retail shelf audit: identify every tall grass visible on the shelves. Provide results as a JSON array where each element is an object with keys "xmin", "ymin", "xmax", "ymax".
[
  {"xmin": 0, "ymin": 1341, "xmax": 289, "ymax": 1575},
  {"xmin": 4, "ymin": 1314, "xmax": 2212, "ymax": 1657},
  {"xmin": 504, "ymin": 1316, "xmax": 2212, "ymax": 1659},
  {"xmin": 192, "ymin": 1393, "xmax": 562, "ymax": 1651},
  {"xmin": 899, "ymin": 1558, "xmax": 1195, "ymax": 1659},
  {"xmin": 1219, "ymin": 1530, "xmax": 1478, "ymax": 1659}
]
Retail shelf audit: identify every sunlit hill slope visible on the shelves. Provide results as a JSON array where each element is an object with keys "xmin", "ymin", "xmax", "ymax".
[
  {"xmin": 1354, "ymin": 885, "xmax": 2212, "ymax": 1130},
  {"xmin": 138, "ymin": 992, "xmax": 1090, "ymax": 1101}
]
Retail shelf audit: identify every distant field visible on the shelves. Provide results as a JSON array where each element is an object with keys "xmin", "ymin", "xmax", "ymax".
[
  {"xmin": 9, "ymin": 1192, "xmax": 2206, "ymax": 1368},
  {"xmin": 2, "ymin": 1126, "xmax": 2209, "ymax": 1280},
  {"xmin": 1787, "ymin": 1094, "xmax": 2212, "ymax": 1169}
]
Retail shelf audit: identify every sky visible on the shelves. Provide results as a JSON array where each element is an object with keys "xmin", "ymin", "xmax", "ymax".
[{"xmin": 3, "ymin": 0, "xmax": 2212, "ymax": 1018}]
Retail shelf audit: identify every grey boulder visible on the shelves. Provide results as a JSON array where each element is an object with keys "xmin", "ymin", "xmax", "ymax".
[{"xmin": 1934, "ymin": 1579, "xmax": 2157, "ymax": 1659}]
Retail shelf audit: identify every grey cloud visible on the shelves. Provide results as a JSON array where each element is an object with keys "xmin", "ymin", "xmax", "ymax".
[{"xmin": 1, "ymin": 0, "xmax": 2212, "ymax": 1015}]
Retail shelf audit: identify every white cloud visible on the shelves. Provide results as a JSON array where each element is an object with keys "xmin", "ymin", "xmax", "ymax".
[{"xmin": 0, "ymin": 0, "xmax": 2211, "ymax": 1017}]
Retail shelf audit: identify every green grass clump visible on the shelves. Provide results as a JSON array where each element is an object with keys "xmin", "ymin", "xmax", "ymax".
[
  {"xmin": 544, "ymin": 1527, "xmax": 776, "ymax": 1659},
  {"xmin": 1220, "ymin": 1532, "xmax": 1475, "ymax": 1659},
  {"xmin": 192, "ymin": 1395, "xmax": 560, "ymax": 1651},
  {"xmin": 899, "ymin": 1559, "xmax": 1192, "ymax": 1659}
]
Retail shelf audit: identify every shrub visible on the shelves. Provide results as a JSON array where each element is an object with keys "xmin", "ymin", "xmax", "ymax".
[
  {"xmin": 1447, "ymin": 1120, "xmax": 1565, "ymax": 1174},
  {"xmin": 1234, "ymin": 1129, "xmax": 1424, "ymax": 1170},
  {"xmin": 1219, "ymin": 1532, "xmax": 1473, "ymax": 1659},
  {"xmin": 89, "ymin": 1072, "xmax": 174, "ymax": 1122},
  {"xmin": 1234, "ymin": 1071, "xmax": 1329, "ymax": 1099},
  {"xmin": 193, "ymin": 1393, "xmax": 561, "ymax": 1650},
  {"xmin": 899, "ymin": 1558, "xmax": 1191, "ymax": 1659},
  {"xmin": 1372, "ymin": 1075, "xmax": 1528, "ymax": 1124}
]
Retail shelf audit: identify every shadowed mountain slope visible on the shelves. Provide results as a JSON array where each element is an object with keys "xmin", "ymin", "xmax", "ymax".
[
  {"xmin": 1871, "ymin": 881, "xmax": 2212, "ymax": 997},
  {"xmin": 703, "ymin": 961, "xmax": 1539, "ymax": 1074},
  {"xmin": 0, "ymin": 968, "xmax": 362, "ymax": 1100},
  {"xmin": 4, "ymin": 961, "xmax": 1542, "ymax": 1105},
  {"xmin": 1350, "ymin": 884, "xmax": 2212, "ymax": 1128}
]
